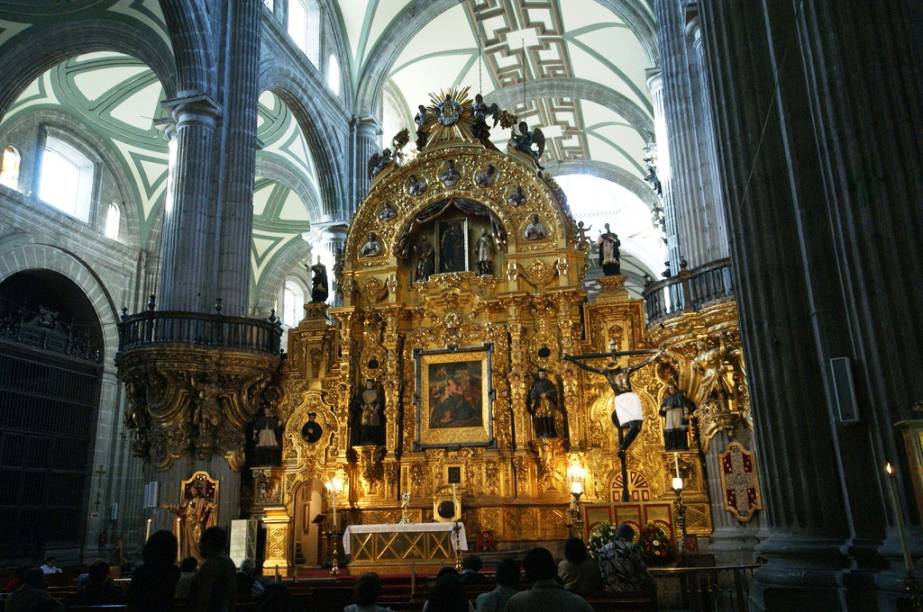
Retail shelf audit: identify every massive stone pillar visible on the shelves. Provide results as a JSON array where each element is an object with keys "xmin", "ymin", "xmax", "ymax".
[
  {"xmin": 350, "ymin": 115, "xmax": 381, "ymax": 211},
  {"xmin": 698, "ymin": 0, "xmax": 923, "ymax": 609},
  {"xmin": 216, "ymin": 0, "xmax": 261, "ymax": 316},
  {"xmin": 645, "ymin": 68, "xmax": 680, "ymax": 269},
  {"xmin": 653, "ymin": 0, "xmax": 730, "ymax": 268},
  {"xmin": 158, "ymin": 95, "xmax": 220, "ymax": 312}
]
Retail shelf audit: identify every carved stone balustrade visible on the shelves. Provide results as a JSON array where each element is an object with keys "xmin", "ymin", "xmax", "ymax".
[{"xmin": 116, "ymin": 309, "xmax": 282, "ymax": 471}]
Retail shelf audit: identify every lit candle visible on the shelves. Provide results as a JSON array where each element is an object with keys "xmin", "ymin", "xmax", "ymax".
[
  {"xmin": 452, "ymin": 484, "xmax": 458, "ymax": 516},
  {"xmin": 174, "ymin": 517, "xmax": 182, "ymax": 561},
  {"xmin": 884, "ymin": 462, "xmax": 913, "ymax": 572},
  {"xmin": 144, "ymin": 517, "xmax": 152, "ymax": 542},
  {"xmin": 674, "ymin": 453, "xmax": 680, "ymax": 479}
]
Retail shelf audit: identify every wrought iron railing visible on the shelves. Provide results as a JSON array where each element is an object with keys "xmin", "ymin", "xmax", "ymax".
[
  {"xmin": 117, "ymin": 310, "xmax": 282, "ymax": 355},
  {"xmin": 643, "ymin": 258, "xmax": 734, "ymax": 324}
]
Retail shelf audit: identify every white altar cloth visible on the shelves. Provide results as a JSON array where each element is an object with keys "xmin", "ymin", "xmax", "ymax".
[{"xmin": 342, "ymin": 522, "xmax": 468, "ymax": 555}]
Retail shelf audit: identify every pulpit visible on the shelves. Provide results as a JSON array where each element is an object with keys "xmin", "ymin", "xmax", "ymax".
[{"xmin": 342, "ymin": 522, "xmax": 468, "ymax": 573}]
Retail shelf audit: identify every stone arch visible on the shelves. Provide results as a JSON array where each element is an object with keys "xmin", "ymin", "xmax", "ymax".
[
  {"xmin": 544, "ymin": 159, "xmax": 660, "ymax": 211},
  {"xmin": 0, "ymin": 238, "xmax": 121, "ymax": 368},
  {"xmin": 259, "ymin": 63, "xmax": 349, "ymax": 221},
  {"xmin": 254, "ymin": 158, "xmax": 323, "ymax": 222},
  {"xmin": 0, "ymin": 108, "xmax": 147, "ymax": 249},
  {"xmin": 251, "ymin": 239, "xmax": 312, "ymax": 317},
  {"xmin": 353, "ymin": 0, "xmax": 459, "ymax": 115},
  {"xmin": 0, "ymin": 19, "xmax": 176, "ymax": 121},
  {"xmin": 595, "ymin": 0, "xmax": 659, "ymax": 65},
  {"xmin": 158, "ymin": 1, "xmax": 217, "ymax": 98}
]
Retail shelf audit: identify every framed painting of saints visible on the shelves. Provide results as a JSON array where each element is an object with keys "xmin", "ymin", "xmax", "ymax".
[
  {"xmin": 414, "ymin": 345, "xmax": 494, "ymax": 449},
  {"xmin": 437, "ymin": 218, "xmax": 469, "ymax": 273}
]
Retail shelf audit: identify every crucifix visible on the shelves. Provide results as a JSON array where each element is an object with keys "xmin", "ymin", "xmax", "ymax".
[{"xmin": 564, "ymin": 347, "xmax": 662, "ymax": 501}]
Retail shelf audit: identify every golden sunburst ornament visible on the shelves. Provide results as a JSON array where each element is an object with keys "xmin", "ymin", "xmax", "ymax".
[{"xmin": 424, "ymin": 87, "xmax": 476, "ymax": 148}]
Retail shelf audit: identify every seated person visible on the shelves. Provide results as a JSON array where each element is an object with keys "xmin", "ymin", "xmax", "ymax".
[
  {"xmin": 422, "ymin": 567, "xmax": 474, "ymax": 612},
  {"xmin": 39, "ymin": 557, "xmax": 62, "ymax": 575},
  {"xmin": 174, "ymin": 556, "xmax": 198, "ymax": 599},
  {"xmin": 597, "ymin": 523, "xmax": 655, "ymax": 593},
  {"xmin": 344, "ymin": 572, "xmax": 393, "ymax": 612},
  {"xmin": 558, "ymin": 537, "xmax": 603, "ymax": 595},
  {"xmin": 236, "ymin": 558, "xmax": 266, "ymax": 600},
  {"xmin": 5, "ymin": 568, "xmax": 62, "ymax": 612},
  {"xmin": 474, "ymin": 558, "xmax": 520, "ymax": 612},
  {"xmin": 68, "ymin": 559, "xmax": 124, "ymax": 605},
  {"xmin": 505, "ymin": 548, "xmax": 593, "ymax": 612},
  {"xmin": 4, "ymin": 566, "xmax": 28, "ymax": 593},
  {"xmin": 458, "ymin": 555, "xmax": 486, "ymax": 585}
]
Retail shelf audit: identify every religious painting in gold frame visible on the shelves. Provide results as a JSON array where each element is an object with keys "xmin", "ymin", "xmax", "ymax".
[{"xmin": 414, "ymin": 345, "xmax": 494, "ymax": 449}]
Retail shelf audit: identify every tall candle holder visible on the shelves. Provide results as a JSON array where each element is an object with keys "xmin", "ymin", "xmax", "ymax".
[
  {"xmin": 884, "ymin": 462, "xmax": 922, "ymax": 612},
  {"xmin": 325, "ymin": 473, "xmax": 345, "ymax": 576}
]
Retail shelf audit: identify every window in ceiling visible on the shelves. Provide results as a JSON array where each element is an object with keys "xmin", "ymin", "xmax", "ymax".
[
  {"xmin": 0, "ymin": 145, "xmax": 21, "ymax": 190},
  {"xmin": 104, "ymin": 202, "xmax": 121, "ymax": 240},
  {"xmin": 38, "ymin": 136, "xmax": 95, "ymax": 222},
  {"xmin": 327, "ymin": 55, "xmax": 341, "ymax": 96},
  {"xmin": 287, "ymin": 0, "xmax": 320, "ymax": 67},
  {"xmin": 282, "ymin": 278, "xmax": 305, "ymax": 327}
]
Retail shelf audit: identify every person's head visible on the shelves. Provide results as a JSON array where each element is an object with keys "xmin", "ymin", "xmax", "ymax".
[
  {"xmin": 88, "ymin": 559, "xmax": 109, "ymax": 584},
  {"xmin": 522, "ymin": 547, "xmax": 557, "ymax": 582},
  {"xmin": 143, "ymin": 530, "xmax": 177, "ymax": 568},
  {"xmin": 518, "ymin": 121, "xmax": 528, "ymax": 133},
  {"xmin": 365, "ymin": 379, "xmax": 375, "ymax": 389},
  {"xmin": 538, "ymin": 369, "xmax": 547, "ymax": 380},
  {"xmin": 427, "ymin": 570, "xmax": 467, "ymax": 612},
  {"xmin": 43, "ymin": 557, "xmax": 57, "ymax": 567},
  {"xmin": 475, "ymin": 94, "xmax": 483, "ymax": 103},
  {"xmin": 495, "ymin": 558, "xmax": 519, "ymax": 587},
  {"xmin": 23, "ymin": 568, "xmax": 45, "ymax": 588},
  {"xmin": 616, "ymin": 522, "xmax": 636, "ymax": 542},
  {"xmin": 531, "ymin": 214, "xmax": 539, "ymax": 223},
  {"xmin": 462, "ymin": 555, "xmax": 482, "ymax": 573},
  {"xmin": 200, "ymin": 526, "xmax": 227, "ymax": 557},
  {"xmin": 445, "ymin": 377, "xmax": 460, "ymax": 396},
  {"xmin": 666, "ymin": 383, "xmax": 677, "ymax": 395},
  {"xmin": 239, "ymin": 558, "xmax": 256, "ymax": 577},
  {"xmin": 354, "ymin": 572, "xmax": 382, "ymax": 606},
  {"xmin": 191, "ymin": 482, "xmax": 204, "ymax": 498},
  {"xmin": 564, "ymin": 537, "xmax": 589, "ymax": 564},
  {"xmin": 179, "ymin": 557, "xmax": 198, "ymax": 573}
]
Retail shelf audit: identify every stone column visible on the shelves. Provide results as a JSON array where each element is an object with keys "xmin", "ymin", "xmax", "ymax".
[
  {"xmin": 350, "ymin": 115, "xmax": 381, "ymax": 211},
  {"xmin": 645, "ymin": 68, "xmax": 680, "ymax": 269},
  {"xmin": 793, "ymin": 0, "xmax": 923, "ymax": 602},
  {"xmin": 216, "ymin": 0, "xmax": 261, "ymax": 316},
  {"xmin": 158, "ymin": 94, "xmax": 221, "ymax": 312},
  {"xmin": 699, "ymin": 1, "xmax": 922, "ymax": 608}
]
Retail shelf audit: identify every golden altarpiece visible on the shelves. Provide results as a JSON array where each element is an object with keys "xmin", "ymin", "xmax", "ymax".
[{"xmin": 249, "ymin": 90, "xmax": 754, "ymax": 573}]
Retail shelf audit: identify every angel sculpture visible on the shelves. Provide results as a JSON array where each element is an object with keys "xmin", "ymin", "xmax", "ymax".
[
  {"xmin": 391, "ymin": 128, "xmax": 410, "ymax": 161},
  {"xmin": 472, "ymin": 94, "xmax": 511, "ymax": 140},
  {"xmin": 414, "ymin": 104, "xmax": 429, "ymax": 149},
  {"xmin": 511, "ymin": 121, "xmax": 546, "ymax": 169},
  {"xmin": 367, "ymin": 148, "xmax": 393, "ymax": 179}
]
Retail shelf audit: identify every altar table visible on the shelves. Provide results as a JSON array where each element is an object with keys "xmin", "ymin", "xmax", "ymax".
[{"xmin": 342, "ymin": 522, "xmax": 468, "ymax": 570}]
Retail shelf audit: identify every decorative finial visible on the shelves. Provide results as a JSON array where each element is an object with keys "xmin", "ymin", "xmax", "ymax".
[
  {"xmin": 121, "ymin": 307, "xmax": 129, "ymax": 320},
  {"xmin": 147, "ymin": 294, "xmax": 156, "ymax": 310}
]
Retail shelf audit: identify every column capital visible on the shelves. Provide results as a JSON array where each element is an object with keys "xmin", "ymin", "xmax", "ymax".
[
  {"xmin": 645, "ymin": 67, "xmax": 663, "ymax": 93},
  {"xmin": 352, "ymin": 114, "xmax": 382, "ymax": 138},
  {"xmin": 162, "ymin": 93, "xmax": 222, "ymax": 128}
]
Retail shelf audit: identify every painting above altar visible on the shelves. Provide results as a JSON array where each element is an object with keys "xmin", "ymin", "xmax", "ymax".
[{"xmin": 415, "ymin": 345, "xmax": 494, "ymax": 449}]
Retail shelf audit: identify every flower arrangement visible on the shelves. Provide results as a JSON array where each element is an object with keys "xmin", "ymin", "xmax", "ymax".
[
  {"xmin": 638, "ymin": 522, "xmax": 675, "ymax": 565},
  {"xmin": 587, "ymin": 521, "xmax": 618, "ymax": 559}
]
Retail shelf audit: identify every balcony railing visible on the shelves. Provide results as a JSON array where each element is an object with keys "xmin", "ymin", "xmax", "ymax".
[
  {"xmin": 117, "ymin": 310, "xmax": 282, "ymax": 355},
  {"xmin": 643, "ymin": 258, "xmax": 734, "ymax": 324}
]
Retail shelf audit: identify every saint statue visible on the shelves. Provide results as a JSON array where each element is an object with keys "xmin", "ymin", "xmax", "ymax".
[
  {"xmin": 524, "ymin": 214, "xmax": 548, "ymax": 241},
  {"xmin": 476, "ymin": 164, "xmax": 497, "ymax": 187},
  {"xmin": 507, "ymin": 186, "xmax": 527, "ymax": 206},
  {"xmin": 597, "ymin": 223, "xmax": 621, "ymax": 275},
  {"xmin": 528, "ymin": 369, "xmax": 561, "ymax": 438},
  {"xmin": 352, "ymin": 379, "xmax": 385, "ymax": 446},
  {"xmin": 565, "ymin": 349, "xmax": 663, "ymax": 457},
  {"xmin": 378, "ymin": 204, "xmax": 396, "ymax": 222},
  {"xmin": 440, "ymin": 223, "xmax": 466, "ymax": 273},
  {"xmin": 162, "ymin": 481, "xmax": 218, "ymax": 561},
  {"xmin": 309, "ymin": 256, "xmax": 328, "ymax": 303},
  {"xmin": 301, "ymin": 411, "xmax": 323, "ymax": 443},
  {"xmin": 251, "ymin": 406, "xmax": 282, "ymax": 466},
  {"xmin": 407, "ymin": 174, "xmax": 427, "ymax": 196},
  {"xmin": 475, "ymin": 229, "xmax": 496, "ymax": 276},
  {"xmin": 660, "ymin": 383, "xmax": 695, "ymax": 451},
  {"xmin": 414, "ymin": 234, "xmax": 436, "ymax": 282},
  {"xmin": 360, "ymin": 233, "xmax": 383, "ymax": 258},
  {"xmin": 439, "ymin": 160, "xmax": 460, "ymax": 187}
]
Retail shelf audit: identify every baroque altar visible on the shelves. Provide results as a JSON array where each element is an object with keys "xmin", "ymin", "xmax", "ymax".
[{"xmin": 249, "ymin": 88, "xmax": 745, "ymax": 572}]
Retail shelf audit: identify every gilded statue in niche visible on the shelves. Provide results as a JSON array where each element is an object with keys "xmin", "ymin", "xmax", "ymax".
[
  {"xmin": 352, "ymin": 379, "xmax": 385, "ymax": 446},
  {"xmin": 475, "ymin": 229, "xmax": 496, "ymax": 276},
  {"xmin": 414, "ymin": 235, "xmax": 436, "ymax": 282},
  {"xmin": 360, "ymin": 232, "xmax": 383, "ymax": 258},
  {"xmin": 523, "ymin": 214, "xmax": 548, "ymax": 241},
  {"xmin": 660, "ymin": 383, "xmax": 695, "ymax": 451},
  {"xmin": 528, "ymin": 369, "xmax": 561, "ymax": 438},
  {"xmin": 439, "ymin": 220, "xmax": 467, "ymax": 273}
]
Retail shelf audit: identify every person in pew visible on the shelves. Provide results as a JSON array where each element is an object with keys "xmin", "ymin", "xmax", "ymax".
[
  {"xmin": 558, "ymin": 537, "xmax": 603, "ymax": 595},
  {"xmin": 68, "ymin": 559, "xmax": 124, "ymax": 605},
  {"xmin": 597, "ymin": 523, "xmax": 655, "ymax": 595},
  {"xmin": 39, "ymin": 558, "xmax": 62, "ymax": 575},
  {"xmin": 187, "ymin": 526, "xmax": 236, "ymax": 612},
  {"xmin": 458, "ymin": 556, "xmax": 486, "ymax": 585},
  {"xmin": 505, "ymin": 548, "xmax": 594, "ymax": 612},
  {"xmin": 422, "ymin": 568, "xmax": 474, "ymax": 612},
  {"xmin": 174, "ymin": 557, "xmax": 198, "ymax": 600},
  {"xmin": 127, "ymin": 530, "xmax": 180, "ymax": 612},
  {"xmin": 473, "ymin": 557, "xmax": 519, "ymax": 612},
  {"xmin": 235, "ymin": 558, "xmax": 265, "ymax": 600},
  {"xmin": 4, "ymin": 566, "xmax": 29, "ymax": 593},
  {"xmin": 4, "ymin": 567, "xmax": 62, "ymax": 612},
  {"xmin": 343, "ymin": 571, "xmax": 393, "ymax": 612}
]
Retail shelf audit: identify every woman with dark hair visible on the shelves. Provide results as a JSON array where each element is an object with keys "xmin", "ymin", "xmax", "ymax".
[
  {"xmin": 344, "ymin": 572, "xmax": 393, "ymax": 612},
  {"xmin": 558, "ymin": 537, "xmax": 603, "ymax": 594},
  {"xmin": 127, "ymin": 529, "xmax": 180, "ymax": 612}
]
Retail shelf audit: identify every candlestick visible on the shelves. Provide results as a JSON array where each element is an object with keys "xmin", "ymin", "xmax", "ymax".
[
  {"xmin": 884, "ymin": 462, "xmax": 914, "ymax": 573},
  {"xmin": 451, "ymin": 484, "xmax": 458, "ymax": 517},
  {"xmin": 174, "ymin": 517, "xmax": 182, "ymax": 562},
  {"xmin": 674, "ymin": 453, "xmax": 680, "ymax": 479},
  {"xmin": 144, "ymin": 517, "xmax": 152, "ymax": 542}
]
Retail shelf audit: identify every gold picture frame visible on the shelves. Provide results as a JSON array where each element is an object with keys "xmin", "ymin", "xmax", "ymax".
[{"xmin": 414, "ymin": 345, "xmax": 494, "ymax": 449}]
